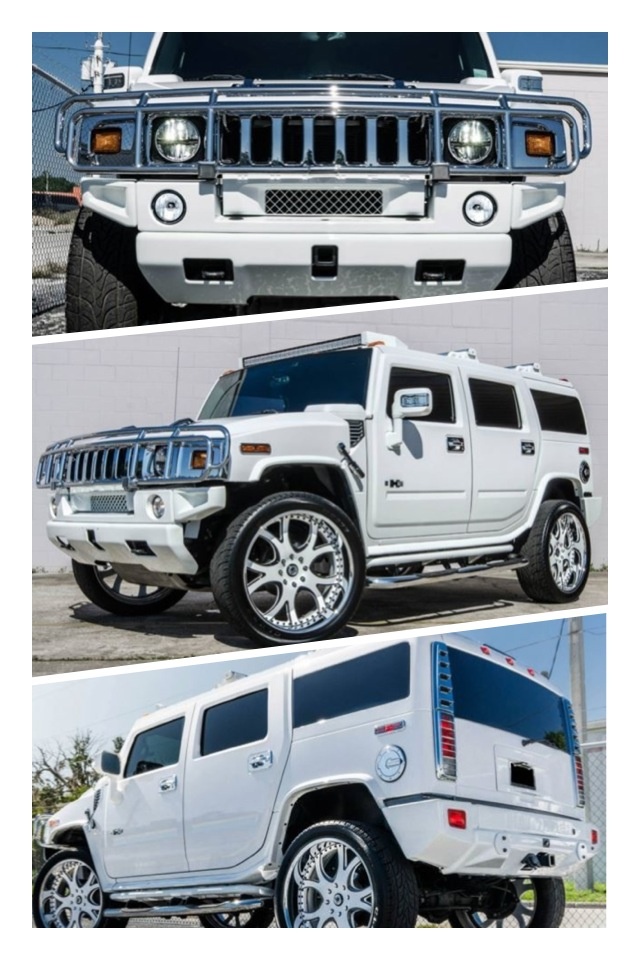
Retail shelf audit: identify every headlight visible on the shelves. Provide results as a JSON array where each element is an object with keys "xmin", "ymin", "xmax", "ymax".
[
  {"xmin": 154, "ymin": 117, "xmax": 201, "ymax": 163},
  {"xmin": 447, "ymin": 120, "xmax": 494, "ymax": 164},
  {"xmin": 150, "ymin": 445, "xmax": 168, "ymax": 477}
]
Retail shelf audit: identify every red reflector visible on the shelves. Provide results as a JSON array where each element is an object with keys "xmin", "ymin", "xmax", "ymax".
[
  {"xmin": 448, "ymin": 809, "xmax": 467, "ymax": 830},
  {"xmin": 527, "ymin": 668, "xmax": 536, "ymax": 676},
  {"xmin": 505, "ymin": 656, "xmax": 515, "ymax": 666},
  {"xmin": 480, "ymin": 645, "xmax": 491, "ymax": 655},
  {"xmin": 375, "ymin": 721, "xmax": 406, "ymax": 736},
  {"xmin": 579, "ymin": 447, "xmax": 590, "ymax": 455},
  {"xmin": 591, "ymin": 829, "xmax": 598, "ymax": 845}
]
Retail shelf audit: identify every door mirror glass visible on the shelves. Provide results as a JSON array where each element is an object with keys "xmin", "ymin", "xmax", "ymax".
[
  {"xmin": 392, "ymin": 388, "xmax": 433, "ymax": 420},
  {"xmin": 98, "ymin": 751, "xmax": 121, "ymax": 777}
]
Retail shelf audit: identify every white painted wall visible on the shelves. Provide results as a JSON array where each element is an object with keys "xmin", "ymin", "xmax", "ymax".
[{"xmin": 32, "ymin": 287, "xmax": 608, "ymax": 570}]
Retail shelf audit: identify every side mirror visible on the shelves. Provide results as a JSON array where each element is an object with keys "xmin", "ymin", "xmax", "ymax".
[
  {"xmin": 387, "ymin": 388, "xmax": 433, "ymax": 449},
  {"xmin": 98, "ymin": 751, "xmax": 121, "ymax": 777}
]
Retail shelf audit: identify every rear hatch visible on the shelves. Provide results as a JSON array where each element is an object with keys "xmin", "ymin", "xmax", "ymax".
[{"xmin": 435, "ymin": 639, "xmax": 583, "ymax": 818}]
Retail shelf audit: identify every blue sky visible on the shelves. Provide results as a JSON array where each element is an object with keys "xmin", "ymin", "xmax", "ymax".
[
  {"xmin": 33, "ymin": 614, "xmax": 605, "ymax": 754},
  {"xmin": 32, "ymin": 33, "xmax": 608, "ymax": 91}
]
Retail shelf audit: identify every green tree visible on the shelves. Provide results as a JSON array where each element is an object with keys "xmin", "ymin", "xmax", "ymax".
[{"xmin": 32, "ymin": 171, "xmax": 76, "ymax": 193}]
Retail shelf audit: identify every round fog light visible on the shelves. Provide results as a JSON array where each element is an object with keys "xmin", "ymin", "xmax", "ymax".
[
  {"xmin": 463, "ymin": 192, "xmax": 497, "ymax": 226},
  {"xmin": 152, "ymin": 191, "xmax": 186, "ymax": 225},
  {"xmin": 150, "ymin": 495, "xmax": 166, "ymax": 519},
  {"xmin": 50, "ymin": 497, "xmax": 59, "ymax": 519}
]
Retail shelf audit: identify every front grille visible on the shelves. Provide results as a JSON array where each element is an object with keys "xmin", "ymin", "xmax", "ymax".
[
  {"xmin": 265, "ymin": 189, "xmax": 383, "ymax": 217},
  {"xmin": 89, "ymin": 494, "xmax": 129, "ymax": 514},
  {"xmin": 219, "ymin": 113, "xmax": 429, "ymax": 167}
]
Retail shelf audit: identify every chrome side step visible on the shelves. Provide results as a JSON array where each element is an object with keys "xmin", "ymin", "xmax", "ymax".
[
  {"xmin": 366, "ymin": 554, "xmax": 528, "ymax": 587},
  {"xmin": 104, "ymin": 897, "xmax": 267, "ymax": 919}
]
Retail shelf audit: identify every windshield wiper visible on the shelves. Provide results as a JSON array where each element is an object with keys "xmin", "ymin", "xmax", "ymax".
[
  {"xmin": 200, "ymin": 74, "xmax": 245, "ymax": 81},
  {"xmin": 309, "ymin": 73, "xmax": 395, "ymax": 81}
]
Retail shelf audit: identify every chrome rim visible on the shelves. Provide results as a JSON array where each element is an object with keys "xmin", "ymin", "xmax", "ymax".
[
  {"xmin": 38, "ymin": 858, "xmax": 103, "ymax": 928},
  {"xmin": 95, "ymin": 563, "xmax": 175, "ymax": 605},
  {"xmin": 243, "ymin": 511, "xmax": 354, "ymax": 635},
  {"xmin": 548, "ymin": 512, "xmax": 588, "ymax": 593},
  {"xmin": 454, "ymin": 879, "xmax": 535, "ymax": 928},
  {"xmin": 282, "ymin": 838, "xmax": 375, "ymax": 927}
]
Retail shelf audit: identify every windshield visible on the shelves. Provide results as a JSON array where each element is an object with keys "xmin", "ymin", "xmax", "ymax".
[
  {"xmin": 199, "ymin": 348, "xmax": 372, "ymax": 420},
  {"xmin": 448, "ymin": 648, "xmax": 570, "ymax": 752},
  {"xmin": 152, "ymin": 33, "xmax": 493, "ymax": 84}
]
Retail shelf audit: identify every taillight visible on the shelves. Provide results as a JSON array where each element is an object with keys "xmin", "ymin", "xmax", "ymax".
[
  {"xmin": 432, "ymin": 642, "xmax": 457, "ymax": 781},
  {"xmin": 564, "ymin": 700, "xmax": 586, "ymax": 808},
  {"xmin": 448, "ymin": 808, "xmax": 467, "ymax": 830},
  {"xmin": 591, "ymin": 829, "xmax": 598, "ymax": 845}
]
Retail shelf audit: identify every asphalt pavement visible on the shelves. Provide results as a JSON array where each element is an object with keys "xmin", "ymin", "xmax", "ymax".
[{"xmin": 32, "ymin": 568, "xmax": 607, "ymax": 676}]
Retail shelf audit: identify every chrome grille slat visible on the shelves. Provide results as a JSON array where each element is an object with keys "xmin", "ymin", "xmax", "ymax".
[{"xmin": 265, "ymin": 188, "xmax": 383, "ymax": 216}]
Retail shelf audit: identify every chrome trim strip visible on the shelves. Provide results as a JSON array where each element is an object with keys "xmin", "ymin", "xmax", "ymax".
[{"xmin": 383, "ymin": 792, "xmax": 584, "ymax": 821}]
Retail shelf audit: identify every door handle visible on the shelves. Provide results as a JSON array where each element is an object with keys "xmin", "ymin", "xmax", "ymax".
[
  {"xmin": 159, "ymin": 775, "xmax": 177, "ymax": 793},
  {"xmin": 248, "ymin": 750, "xmax": 273, "ymax": 772},
  {"xmin": 447, "ymin": 436, "xmax": 465, "ymax": 453}
]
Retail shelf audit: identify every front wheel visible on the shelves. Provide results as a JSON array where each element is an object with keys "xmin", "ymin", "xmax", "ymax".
[
  {"xmin": 210, "ymin": 492, "xmax": 365, "ymax": 645},
  {"xmin": 449, "ymin": 878, "xmax": 565, "ymax": 928},
  {"xmin": 498, "ymin": 212, "xmax": 576, "ymax": 288},
  {"xmin": 517, "ymin": 500, "xmax": 591, "ymax": 603},
  {"xmin": 275, "ymin": 821, "xmax": 418, "ymax": 928},
  {"xmin": 72, "ymin": 560, "xmax": 187, "ymax": 616},
  {"xmin": 33, "ymin": 849, "xmax": 127, "ymax": 928}
]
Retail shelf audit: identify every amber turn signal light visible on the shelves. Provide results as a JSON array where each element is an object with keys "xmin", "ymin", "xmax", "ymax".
[
  {"xmin": 190, "ymin": 450, "xmax": 208, "ymax": 470},
  {"xmin": 91, "ymin": 128, "xmax": 122, "ymax": 154},
  {"xmin": 525, "ymin": 131, "xmax": 554, "ymax": 157},
  {"xmin": 240, "ymin": 443, "xmax": 272, "ymax": 455}
]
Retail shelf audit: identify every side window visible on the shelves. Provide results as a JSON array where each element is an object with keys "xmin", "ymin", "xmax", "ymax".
[
  {"xmin": 293, "ymin": 643, "xmax": 411, "ymax": 728},
  {"xmin": 469, "ymin": 378, "xmax": 521, "ymax": 429},
  {"xmin": 386, "ymin": 368, "xmax": 455, "ymax": 423},
  {"xmin": 531, "ymin": 390, "xmax": 587, "ymax": 435},
  {"xmin": 201, "ymin": 689, "xmax": 268, "ymax": 756},
  {"xmin": 124, "ymin": 717, "xmax": 185, "ymax": 778}
]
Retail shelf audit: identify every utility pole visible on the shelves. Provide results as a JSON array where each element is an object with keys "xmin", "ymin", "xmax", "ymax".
[
  {"xmin": 81, "ymin": 33, "xmax": 107, "ymax": 93},
  {"xmin": 569, "ymin": 617, "xmax": 593, "ymax": 889}
]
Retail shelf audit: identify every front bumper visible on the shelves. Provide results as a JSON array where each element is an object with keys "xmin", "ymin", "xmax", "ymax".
[
  {"xmin": 384, "ymin": 797, "xmax": 597, "ymax": 877},
  {"xmin": 82, "ymin": 178, "xmax": 566, "ymax": 304},
  {"xmin": 46, "ymin": 485, "xmax": 227, "ymax": 575}
]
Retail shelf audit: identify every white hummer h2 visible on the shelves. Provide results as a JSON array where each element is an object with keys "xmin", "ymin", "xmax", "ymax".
[
  {"xmin": 55, "ymin": 32, "xmax": 592, "ymax": 331},
  {"xmin": 32, "ymin": 635, "xmax": 599, "ymax": 928},
  {"xmin": 36, "ymin": 332, "xmax": 600, "ymax": 644}
]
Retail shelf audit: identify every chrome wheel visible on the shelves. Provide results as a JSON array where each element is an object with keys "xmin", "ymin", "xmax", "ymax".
[
  {"xmin": 37, "ymin": 856, "xmax": 103, "ymax": 928},
  {"xmin": 548, "ymin": 512, "xmax": 588, "ymax": 593},
  {"xmin": 452, "ymin": 880, "xmax": 536, "ymax": 928},
  {"xmin": 94, "ymin": 563, "xmax": 176, "ymax": 605},
  {"xmin": 282, "ymin": 838, "xmax": 375, "ymax": 927},
  {"xmin": 72, "ymin": 559, "xmax": 186, "ymax": 616},
  {"xmin": 243, "ymin": 510, "xmax": 355, "ymax": 636}
]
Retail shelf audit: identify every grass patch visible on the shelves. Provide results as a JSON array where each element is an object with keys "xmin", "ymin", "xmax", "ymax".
[
  {"xmin": 565, "ymin": 881, "xmax": 606, "ymax": 903},
  {"xmin": 32, "ymin": 261, "xmax": 66, "ymax": 279}
]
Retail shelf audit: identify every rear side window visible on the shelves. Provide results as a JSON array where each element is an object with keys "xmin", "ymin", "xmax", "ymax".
[
  {"xmin": 124, "ymin": 717, "xmax": 185, "ymax": 778},
  {"xmin": 201, "ymin": 689, "xmax": 268, "ymax": 756},
  {"xmin": 531, "ymin": 390, "xmax": 587, "ymax": 435},
  {"xmin": 387, "ymin": 368, "xmax": 455, "ymax": 422},
  {"xmin": 469, "ymin": 378, "xmax": 521, "ymax": 429},
  {"xmin": 294, "ymin": 643, "xmax": 410, "ymax": 728}
]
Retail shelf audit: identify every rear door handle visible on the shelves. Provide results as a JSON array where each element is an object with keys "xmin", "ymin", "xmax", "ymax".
[
  {"xmin": 159, "ymin": 775, "xmax": 177, "ymax": 793},
  {"xmin": 248, "ymin": 751, "xmax": 273, "ymax": 772}
]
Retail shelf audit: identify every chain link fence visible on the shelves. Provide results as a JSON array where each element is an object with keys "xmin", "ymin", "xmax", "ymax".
[{"xmin": 32, "ymin": 65, "xmax": 79, "ymax": 318}]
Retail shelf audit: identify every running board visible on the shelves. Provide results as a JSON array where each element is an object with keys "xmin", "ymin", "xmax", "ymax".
[
  {"xmin": 104, "ymin": 897, "xmax": 267, "ymax": 919},
  {"xmin": 108, "ymin": 883, "xmax": 273, "ymax": 903},
  {"xmin": 366, "ymin": 554, "xmax": 528, "ymax": 587}
]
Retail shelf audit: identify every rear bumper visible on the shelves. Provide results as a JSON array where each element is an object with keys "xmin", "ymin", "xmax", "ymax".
[{"xmin": 384, "ymin": 796, "xmax": 597, "ymax": 877}]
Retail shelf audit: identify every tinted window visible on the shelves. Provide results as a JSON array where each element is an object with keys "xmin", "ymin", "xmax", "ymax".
[
  {"xmin": 532, "ymin": 390, "xmax": 587, "ymax": 435},
  {"xmin": 469, "ymin": 378, "xmax": 521, "ymax": 429},
  {"xmin": 387, "ymin": 368, "xmax": 455, "ymax": 423},
  {"xmin": 294, "ymin": 643, "xmax": 410, "ymax": 728},
  {"xmin": 201, "ymin": 689, "xmax": 268, "ymax": 755},
  {"xmin": 124, "ymin": 718, "xmax": 185, "ymax": 778},
  {"xmin": 448, "ymin": 648, "xmax": 569, "ymax": 752}
]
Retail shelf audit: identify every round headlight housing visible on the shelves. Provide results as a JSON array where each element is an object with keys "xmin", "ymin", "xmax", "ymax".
[
  {"xmin": 447, "ymin": 120, "xmax": 494, "ymax": 164},
  {"xmin": 154, "ymin": 117, "xmax": 201, "ymax": 163},
  {"xmin": 150, "ymin": 445, "xmax": 168, "ymax": 477},
  {"xmin": 152, "ymin": 191, "xmax": 186, "ymax": 225}
]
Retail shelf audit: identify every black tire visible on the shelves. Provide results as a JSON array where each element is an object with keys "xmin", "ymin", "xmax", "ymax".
[
  {"xmin": 33, "ymin": 848, "xmax": 128, "ymax": 928},
  {"xmin": 448, "ymin": 878, "xmax": 565, "ymax": 928},
  {"xmin": 72, "ymin": 560, "xmax": 187, "ymax": 616},
  {"xmin": 517, "ymin": 500, "xmax": 590, "ymax": 603},
  {"xmin": 200, "ymin": 907, "xmax": 275, "ymax": 928},
  {"xmin": 66, "ymin": 208, "xmax": 163, "ymax": 332},
  {"xmin": 498, "ymin": 212, "xmax": 577, "ymax": 288},
  {"xmin": 275, "ymin": 820, "xmax": 419, "ymax": 928},
  {"xmin": 210, "ymin": 491, "xmax": 365, "ymax": 645}
]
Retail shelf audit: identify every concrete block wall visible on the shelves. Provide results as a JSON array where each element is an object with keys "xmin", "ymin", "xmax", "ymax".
[{"xmin": 32, "ymin": 286, "xmax": 607, "ymax": 569}]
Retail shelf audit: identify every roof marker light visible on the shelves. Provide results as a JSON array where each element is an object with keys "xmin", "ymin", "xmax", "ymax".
[{"xmin": 480, "ymin": 645, "xmax": 491, "ymax": 655}]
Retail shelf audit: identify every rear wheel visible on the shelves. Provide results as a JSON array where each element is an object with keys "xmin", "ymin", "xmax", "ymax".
[
  {"xmin": 517, "ymin": 500, "xmax": 590, "ymax": 603},
  {"xmin": 72, "ymin": 560, "xmax": 187, "ymax": 616},
  {"xmin": 448, "ymin": 878, "xmax": 565, "ymax": 928},
  {"xmin": 498, "ymin": 212, "xmax": 576, "ymax": 288},
  {"xmin": 66, "ymin": 208, "xmax": 163, "ymax": 331}
]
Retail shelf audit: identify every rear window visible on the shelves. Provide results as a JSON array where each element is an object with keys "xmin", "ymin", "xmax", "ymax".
[
  {"xmin": 448, "ymin": 647, "xmax": 569, "ymax": 752},
  {"xmin": 294, "ymin": 643, "xmax": 410, "ymax": 728},
  {"xmin": 531, "ymin": 390, "xmax": 587, "ymax": 435},
  {"xmin": 469, "ymin": 378, "xmax": 521, "ymax": 429}
]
